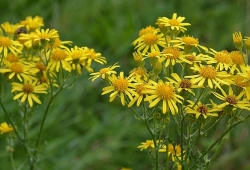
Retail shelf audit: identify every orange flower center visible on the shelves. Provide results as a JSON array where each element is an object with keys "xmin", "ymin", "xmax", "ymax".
[
  {"xmin": 10, "ymin": 63, "xmax": 23, "ymax": 73},
  {"xmin": 225, "ymin": 95, "xmax": 237, "ymax": 105},
  {"xmin": 23, "ymin": 83, "xmax": 34, "ymax": 93},
  {"xmin": 143, "ymin": 33, "xmax": 158, "ymax": 45},
  {"xmin": 36, "ymin": 62, "xmax": 46, "ymax": 71},
  {"xmin": 52, "ymin": 49, "xmax": 67, "ymax": 60},
  {"xmin": 214, "ymin": 51, "xmax": 231, "ymax": 64},
  {"xmin": 156, "ymin": 84, "xmax": 175, "ymax": 100},
  {"xmin": 234, "ymin": 75, "xmax": 248, "ymax": 87},
  {"xmin": 163, "ymin": 47, "xmax": 180, "ymax": 59},
  {"xmin": 182, "ymin": 36, "xmax": 199, "ymax": 45},
  {"xmin": 185, "ymin": 54, "xmax": 196, "ymax": 62},
  {"xmin": 197, "ymin": 105, "xmax": 208, "ymax": 114},
  {"xmin": 99, "ymin": 68, "xmax": 109, "ymax": 74},
  {"xmin": 230, "ymin": 51, "xmax": 245, "ymax": 65},
  {"xmin": 0, "ymin": 37, "xmax": 12, "ymax": 47},
  {"xmin": 169, "ymin": 19, "xmax": 180, "ymax": 26},
  {"xmin": 200, "ymin": 66, "xmax": 217, "ymax": 79},
  {"xmin": 6, "ymin": 53, "xmax": 19, "ymax": 63},
  {"xmin": 113, "ymin": 77, "xmax": 129, "ymax": 92},
  {"xmin": 136, "ymin": 84, "xmax": 146, "ymax": 95},
  {"xmin": 180, "ymin": 79, "xmax": 192, "ymax": 88}
]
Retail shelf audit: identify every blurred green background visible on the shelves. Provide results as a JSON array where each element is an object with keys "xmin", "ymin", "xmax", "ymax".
[{"xmin": 0, "ymin": 0, "xmax": 250, "ymax": 169}]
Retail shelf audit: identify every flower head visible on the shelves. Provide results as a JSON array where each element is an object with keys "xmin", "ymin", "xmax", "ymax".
[
  {"xmin": 90, "ymin": 63, "xmax": 120, "ymax": 81},
  {"xmin": 143, "ymin": 80, "xmax": 183, "ymax": 114},
  {"xmin": 11, "ymin": 80, "xmax": 48, "ymax": 107},
  {"xmin": 102, "ymin": 72, "xmax": 138, "ymax": 106},
  {"xmin": 206, "ymin": 49, "xmax": 232, "ymax": 71},
  {"xmin": 0, "ymin": 122, "xmax": 14, "ymax": 134},
  {"xmin": 232, "ymin": 32, "xmax": 243, "ymax": 50},
  {"xmin": 0, "ymin": 36, "xmax": 22, "ymax": 57},
  {"xmin": 20, "ymin": 16, "xmax": 44, "ymax": 31}
]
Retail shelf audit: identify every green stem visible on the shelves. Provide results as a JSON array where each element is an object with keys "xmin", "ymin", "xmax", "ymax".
[
  {"xmin": 165, "ymin": 115, "xmax": 169, "ymax": 170},
  {"xmin": 180, "ymin": 107, "xmax": 185, "ymax": 170}
]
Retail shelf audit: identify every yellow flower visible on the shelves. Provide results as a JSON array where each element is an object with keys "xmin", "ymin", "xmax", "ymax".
[
  {"xmin": 206, "ymin": 49, "xmax": 232, "ymax": 71},
  {"xmin": 0, "ymin": 36, "xmax": 23, "ymax": 57},
  {"xmin": 230, "ymin": 50, "xmax": 246, "ymax": 73},
  {"xmin": 102, "ymin": 72, "xmax": 138, "ymax": 106},
  {"xmin": 51, "ymin": 38, "xmax": 72, "ymax": 49},
  {"xmin": 232, "ymin": 31, "xmax": 243, "ymax": 50},
  {"xmin": 185, "ymin": 64, "xmax": 231, "ymax": 89},
  {"xmin": 171, "ymin": 35, "xmax": 208, "ymax": 52},
  {"xmin": 161, "ymin": 47, "xmax": 191, "ymax": 67},
  {"xmin": 156, "ymin": 13, "xmax": 191, "ymax": 32},
  {"xmin": 81, "ymin": 47, "xmax": 106, "ymax": 67},
  {"xmin": 128, "ymin": 81, "xmax": 147, "ymax": 107},
  {"xmin": 33, "ymin": 28, "xmax": 59, "ymax": 44},
  {"xmin": 0, "ymin": 62, "xmax": 33, "ymax": 82},
  {"xmin": 20, "ymin": 16, "xmax": 44, "ymax": 31},
  {"xmin": 143, "ymin": 80, "xmax": 183, "ymax": 114},
  {"xmin": 166, "ymin": 73, "xmax": 199, "ymax": 96},
  {"xmin": 212, "ymin": 86, "xmax": 250, "ymax": 111},
  {"xmin": 0, "ymin": 122, "xmax": 13, "ymax": 134},
  {"xmin": 133, "ymin": 28, "xmax": 166, "ymax": 54},
  {"xmin": 65, "ymin": 46, "xmax": 87, "ymax": 74},
  {"xmin": 90, "ymin": 63, "xmax": 120, "ymax": 81},
  {"xmin": 47, "ymin": 48, "xmax": 71, "ymax": 72},
  {"xmin": 1, "ymin": 22, "xmax": 21, "ymax": 35},
  {"xmin": 11, "ymin": 80, "xmax": 48, "ymax": 107},
  {"xmin": 137, "ymin": 140, "xmax": 155, "ymax": 151},
  {"xmin": 185, "ymin": 100, "xmax": 219, "ymax": 119}
]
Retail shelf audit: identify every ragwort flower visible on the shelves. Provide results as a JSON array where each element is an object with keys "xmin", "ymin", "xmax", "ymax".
[
  {"xmin": 90, "ymin": 63, "xmax": 120, "ymax": 81},
  {"xmin": 0, "ymin": 122, "xmax": 14, "ymax": 134},
  {"xmin": 185, "ymin": 64, "xmax": 230, "ymax": 89},
  {"xmin": 102, "ymin": 72, "xmax": 138, "ymax": 106},
  {"xmin": 0, "ymin": 35, "xmax": 22, "ymax": 57},
  {"xmin": 11, "ymin": 80, "xmax": 48, "ymax": 107},
  {"xmin": 143, "ymin": 80, "xmax": 183, "ymax": 114},
  {"xmin": 20, "ymin": 16, "xmax": 44, "ymax": 31},
  {"xmin": 206, "ymin": 49, "xmax": 232, "ymax": 71}
]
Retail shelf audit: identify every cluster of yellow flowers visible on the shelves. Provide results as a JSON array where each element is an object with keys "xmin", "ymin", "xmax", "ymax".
[
  {"xmin": 0, "ymin": 16, "xmax": 106, "ymax": 108},
  {"xmin": 91, "ymin": 13, "xmax": 250, "ymax": 118}
]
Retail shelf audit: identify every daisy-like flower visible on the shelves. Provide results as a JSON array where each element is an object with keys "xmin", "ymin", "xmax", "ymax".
[
  {"xmin": 0, "ymin": 62, "xmax": 33, "ymax": 81},
  {"xmin": 129, "ymin": 67, "xmax": 148, "ymax": 81},
  {"xmin": 185, "ymin": 64, "xmax": 231, "ymax": 89},
  {"xmin": 47, "ymin": 48, "xmax": 71, "ymax": 72},
  {"xmin": 161, "ymin": 47, "xmax": 191, "ymax": 67},
  {"xmin": 184, "ymin": 52, "xmax": 211, "ymax": 65},
  {"xmin": 137, "ymin": 140, "xmax": 155, "ymax": 151},
  {"xmin": 156, "ymin": 13, "xmax": 191, "ymax": 33},
  {"xmin": 206, "ymin": 49, "xmax": 232, "ymax": 71},
  {"xmin": 132, "ymin": 26, "xmax": 159, "ymax": 46},
  {"xmin": 65, "ymin": 46, "xmax": 87, "ymax": 74},
  {"xmin": 51, "ymin": 38, "xmax": 72, "ymax": 49},
  {"xmin": 171, "ymin": 35, "xmax": 208, "ymax": 52},
  {"xmin": 11, "ymin": 80, "xmax": 48, "ymax": 107},
  {"xmin": 166, "ymin": 73, "xmax": 199, "ymax": 96},
  {"xmin": 89, "ymin": 63, "xmax": 120, "ymax": 81},
  {"xmin": 20, "ymin": 16, "xmax": 44, "ymax": 31},
  {"xmin": 33, "ymin": 28, "xmax": 59, "ymax": 45},
  {"xmin": 185, "ymin": 100, "xmax": 220, "ymax": 119},
  {"xmin": 236, "ymin": 67, "xmax": 250, "ymax": 100},
  {"xmin": 212, "ymin": 86, "xmax": 250, "ymax": 111},
  {"xmin": 128, "ymin": 81, "xmax": 147, "ymax": 107},
  {"xmin": 0, "ymin": 122, "xmax": 13, "ymax": 134},
  {"xmin": 0, "ymin": 35, "xmax": 23, "ymax": 57},
  {"xmin": 133, "ymin": 30, "xmax": 166, "ymax": 54},
  {"xmin": 1, "ymin": 22, "xmax": 21, "ymax": 35},
  {"xmin": 232, "ymin": 31, "xmax": 243, "ymax": 50},
  {"xmin": 102, "ymin": 72, "xmax": 138, "ymax": 106},
  {"xmin": 81, "ymin": 47, "xmax": 107, "ymax": 67},
  {"xmin": 143, "ymin": 80, "xmax": 183, "ymax": 114},
  {"xmin": 230, "ymin": 50, "xmax": 246, "ymax": 73}
]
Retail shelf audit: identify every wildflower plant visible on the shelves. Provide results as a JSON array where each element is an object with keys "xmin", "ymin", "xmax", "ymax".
[
  {"xmin": 92, "ymin": 13, "xmax": 250, "ymax": 169},
  {"xmin": 0, "ymin": 16, "xmax": 106, "ymax": 169}
]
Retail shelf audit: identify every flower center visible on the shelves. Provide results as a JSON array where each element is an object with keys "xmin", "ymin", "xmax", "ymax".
[
  {"xmin": 139, "ymin": 26, "xmax": 155, "ymax": 36},
  {"xmin": 39, "ymin": 33, "xmax": 50, "ymax": 39},
  {"xmin": 136, "ymin": 84, "xmax": 146, "ymax": 95},
  {"xmin": 197, "ymin": 105, "xmax": 208, "ymax": 114},
  {"xmin": 113, "ymin": 77, "xmax": 129, "ymax": 92},
  {"xmin": 179, "ymin": 79, "xmax": 192, "ymax": 88},
  {"xmin": 234, "ymin": 75, "xmax": 248, "ymax": 87},
  {"xmin": 156, "ymin": 84, "xmax": 175, "ymax": 100},
  {"xmin": 143, "ymin": 33, "xmax": 158, "ymax": 45},
  {"xmin": 200, "ymin": 65, "xmax": 217, "ymax": 79},
  {"xmin": 52, "ymin": 49, "xmax": 67, "ymax": 61},
  {"xmin": 23, "ymin": 83, "xmax": 33, "ymax": 94},
  {"xmin": 182, "ymin": 36, "xmax": 199, "ymax": 45},
  {"xmin": 163, "ymin": 47, "xmax": 180, "ymax": 59},
  {"xmin": 169, "ymin": 19, "xmax": 180, "ymax": 26},
  {"xmin": 214, "ymin": 51, "xmax": 231, "ymax": 64},
  {"xmin": 185, "ymin": 54, "xmax": 196, "ymax": 62},
  {"xmin": 10, "ymin": 63, "xmax": 23, "ymax": 73},
  {"xmin": 6, "ymin": 53, "xmax": 19, "ymax": 63},
  {"xmin": 230, "ymin": 51, "xmax": 244, "ymax": 65},
  {"xmin": 99, "ymin": 68, "xmax": 109, "ymax": 74},
  {"xmin": 71, "ymin": 50, "xmax": 83, "ymax": 59},
  {"xmin": 225, "ymin": 95, "xmax": 237, "ymax": 105},
  {"xmin": 0, "ymin": 37, "xmax": 12, "ymax": 47},
  {"xmin": 36, "ymin": 62, "xmax": 46, "ymax": 71}
]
